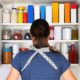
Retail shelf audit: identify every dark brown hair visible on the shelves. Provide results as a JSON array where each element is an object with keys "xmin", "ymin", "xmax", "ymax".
[{"xmin": 30, "ymin": 19, "xmax": 59, "ymax": 53}]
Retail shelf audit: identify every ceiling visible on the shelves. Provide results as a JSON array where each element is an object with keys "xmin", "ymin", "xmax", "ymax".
[{"xmin": 0, "ymin": 0, "xmax": 79, "ymax": 6}]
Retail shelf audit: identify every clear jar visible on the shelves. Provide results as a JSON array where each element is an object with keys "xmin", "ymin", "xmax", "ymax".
[
  {"xmin": 13, "ymin": 29, "xmax": 23, "ymax": 40},
  {"xmin": 24, "ymin": 30, "xmax": 32, "ymax": 40},
  {"xmin": 11, "ymin": 8, "xmax": 17, "ymax": 23},
  {"xmin": 2, "ymin": 29, "xmax": 12, "ymax": 40},
  {"xmin": 3, "ymin": 9, "xmax": 10, "ymax": 23}
]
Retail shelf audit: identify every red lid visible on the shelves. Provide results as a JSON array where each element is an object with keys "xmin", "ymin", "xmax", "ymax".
[
  {"xmin": 49, "ymin": 26, "xmax": 54, "ymax": 29},
  {"xmin": 71, "ymin": 4, "xmax": 77, "ymax": 9},
  {"xmin": 19, "ymin": 48, "xmax": 28, "ymax": 51}
]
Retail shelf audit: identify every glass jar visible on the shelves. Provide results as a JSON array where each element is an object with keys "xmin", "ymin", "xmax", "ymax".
[
  {"xmin": 49, "ymin": 27, "xmax": 54, "ymax": 40},
  {"xmin": 2, "ymin": 48, "xmax": 12, "ymax": 64},
  {"xmin": 2, "ymin": 29, "xmax": 12, "ymax": 40},
  {"xmin": 24, "ymin": 30, "xmax": 32, "ymax": 40},
  {"xmin": 13, "ymin": 29, "xmax": 23, "ymax": 40},
  {"xmin": 72, "ymin": 28, "xmax": 78, "ymax": 40},
  {"xmin": 3, "ymin": 9, "xmax": 10, "ymax": 23},
  {"xmin": 11, "ymin": 8, "xmax": 17, "ymax": 23}
]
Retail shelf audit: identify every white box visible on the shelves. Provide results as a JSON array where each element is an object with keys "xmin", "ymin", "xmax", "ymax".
[
  {"xmin": 34, "ymin": 5, "xmax": 40, "ymax": 20},
  {"xmin": 46, "ymin": 6, "xmax": 52, "ymax": 23},
  {"xmin": 59, "ymin": 4, "xmax": 64, "ymax": 23}
]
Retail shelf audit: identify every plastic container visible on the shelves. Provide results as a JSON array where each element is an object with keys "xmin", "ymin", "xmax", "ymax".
[
  {"xmin": 17, "ymin": 6, "xmax": 25, "ymax": 23},
  {"xmin": 2, "ymin": 48, "xmax": 12, "ymax": 64},
  {"xmin": 62, "ymin": 28, "xmax": 71, "ymax": 40},
  {"xmin": 11, "ymin": 8, "xmax": 17, "ymax": 23},
  {"xmin": 3, "ymin": 9, "xmax": 10, "ymax": 23},
  {"xmin": 23, "ymin": 10, "xmax": 28, "ymax": 23}
]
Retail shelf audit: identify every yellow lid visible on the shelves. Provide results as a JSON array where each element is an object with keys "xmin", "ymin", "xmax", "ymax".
[{"xmin": 17, "ymin": 6, "xmax": 25, "ymax": 10}]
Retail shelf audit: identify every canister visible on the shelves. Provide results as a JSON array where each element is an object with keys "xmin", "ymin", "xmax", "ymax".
[
  {"xmin": 61, "ymin": 43, "xmax": 69, "ymax": 54},
  {"xmin": 54, "ymin": 27, "xmax": 62, "ymax": 40},
  {"xmin": 62, "ymin": 28, "xmax": 71, "ymax": 40},
  {"xmin": 2, "ymin": 48, "xmax": 12, "ymax": 64}
]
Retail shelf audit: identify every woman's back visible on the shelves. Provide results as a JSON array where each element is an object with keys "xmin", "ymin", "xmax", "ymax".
[{"xmin": 12, "ymin": 49, "xmax": 70, "ymax": 80}]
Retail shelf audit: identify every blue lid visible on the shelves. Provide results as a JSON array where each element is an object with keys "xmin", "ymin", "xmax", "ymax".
[
  {"xmin": 3, "ymin": 48, "xmax": 11, "ymax": 52},
  {"xmin": 40, "ymin": 5, "xmax": 45, "ymax": 20}
]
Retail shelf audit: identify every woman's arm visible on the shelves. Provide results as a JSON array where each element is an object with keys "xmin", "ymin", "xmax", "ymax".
[
  {"xmin": 6, "ymin": 67, "xmax": 20, "ymax": 80},
  {"xmin": 62, "ymin": 68, "xmax": 77, "ymax": 80}
]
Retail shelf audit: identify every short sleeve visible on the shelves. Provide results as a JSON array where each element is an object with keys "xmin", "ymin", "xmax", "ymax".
[
  {"xmin": 61, "ymin": 55, "xmax": 70, "ymax": 74},
  {"xmin": 11, "ymin": 53, "xmax": 21, "ymax": 72}
]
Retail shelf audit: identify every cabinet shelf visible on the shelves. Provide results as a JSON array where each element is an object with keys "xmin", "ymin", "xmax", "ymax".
[
  {"xmin": 1, "ymin": 23, "xmax": 78, "ymax": 26},
  {"xmin": 1, "ymin": 23, "xmax": 78, "ymax": 30},
  {"xmin": 1, "ymin": 40, "xmax": 78, "ymax": 43}
]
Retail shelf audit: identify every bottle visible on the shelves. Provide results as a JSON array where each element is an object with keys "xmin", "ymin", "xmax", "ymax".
[
  {"xmin": 69, "ymin": 44, "xmax": 78, "ymax": 64},
  {"xmin": 23, "ymin": 10, "xmax": 28, "ymax": 23},
  {"xmin": 71, "ymin": 3, "xmax": 77, "ymax": 23},
  {"xmin": 11, "ymin": 8, "xmax": 17, "ymax": 23},
  {"xmin": 17, "ymin": 6, "xmax": 25, "ymax": 23},
  {"xmin": 3, "ymin": 9, "xmax": 10, "ymax": 23}
]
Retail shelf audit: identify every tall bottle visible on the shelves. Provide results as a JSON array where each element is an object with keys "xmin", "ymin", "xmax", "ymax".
[
  {"xmin": 17, "ymin": 6, "xmax": 25, "ymax": 23},
  {"xmin": 69, "ymin": 44, "xmax": 78, "ymax": 64},
  {"xmin": 11, "ymin": 8, "xmax": 17, "ymax": 23},
  {"xmin": 3, "ymin": 9, "xmax": 10, "ymax": 23},
  {"xmin": 23, "ymin": 10, "xmax": 28, "ymax": 23}
]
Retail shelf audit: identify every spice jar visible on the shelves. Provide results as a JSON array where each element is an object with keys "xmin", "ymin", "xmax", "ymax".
[
  {"xmin": 13, "ymin": 29, "xmax": 23, "ymax": 40},
  {"xmin": 2, "ymin": 48, "xmax": 12, "ymax": 64},
  {"xmin": 2, "ymin": 29, "xmax": 12, "ymax": 40},
  {"xmin": 24, "ymin": 30, "xmax": 32, "ymax": 40},
  {"xmin": 49, "ymin": 26, "xmax": 54, "ymax": 40}
]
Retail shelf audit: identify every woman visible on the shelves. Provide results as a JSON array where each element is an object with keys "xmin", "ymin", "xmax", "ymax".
[{"xmin": 7, "ymin": 19, "xmax": 77, "ymax": 80}]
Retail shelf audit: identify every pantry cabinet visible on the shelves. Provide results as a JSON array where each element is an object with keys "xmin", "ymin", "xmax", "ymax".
[{"xmin": 0, "ymin": 0, "xmax": 80, "ymax": 65}]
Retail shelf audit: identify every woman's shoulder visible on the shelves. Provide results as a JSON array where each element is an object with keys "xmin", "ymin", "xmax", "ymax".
[{"xmin": 17, "ymin": 50, "xmax": 35, "ymax": 57}]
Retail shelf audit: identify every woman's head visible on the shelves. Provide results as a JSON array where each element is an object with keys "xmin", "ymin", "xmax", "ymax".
[{"xmin": 30, "ymin": 19, "xmax": 50, "ymax": 48}]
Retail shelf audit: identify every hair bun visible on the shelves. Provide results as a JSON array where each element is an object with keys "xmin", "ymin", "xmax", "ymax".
[{"xmin": 30, "ymin": 19, "xmax": 50, "ymax": 38}]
